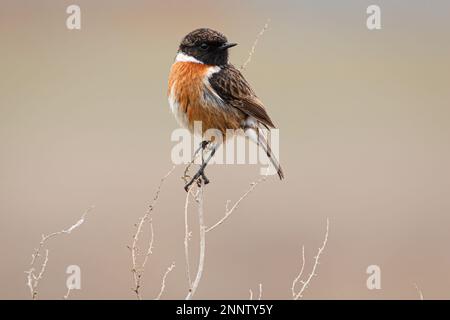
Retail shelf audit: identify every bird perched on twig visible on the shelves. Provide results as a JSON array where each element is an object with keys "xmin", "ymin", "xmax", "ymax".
[{"xmin": 168, "ymin": 28, "xmax": 284, "ymax": 191}]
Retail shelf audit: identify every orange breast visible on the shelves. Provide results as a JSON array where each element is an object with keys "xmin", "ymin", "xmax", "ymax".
[
  {"xmin": 168, "ymin": 62, "xmax": 209, "ymax": 114},
  {"xmin": 168, "ymin": 62, "xmax": 242, "ymax": 134}
]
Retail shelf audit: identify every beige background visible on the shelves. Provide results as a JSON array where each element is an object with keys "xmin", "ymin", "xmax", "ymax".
[{"xmin": 1, "ymin": 0, "xmax": 450, "ymax": 299}]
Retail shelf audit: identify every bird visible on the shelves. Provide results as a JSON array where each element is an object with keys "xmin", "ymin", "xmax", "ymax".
[{"xmin": 167, "ymin": 28, "xmax": 284, "ymax": 190}]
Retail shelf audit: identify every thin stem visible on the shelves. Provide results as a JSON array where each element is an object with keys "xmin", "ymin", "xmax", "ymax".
[{"xmin": 185, "ymin": 182, "xmax": 206, "ymax": 300}]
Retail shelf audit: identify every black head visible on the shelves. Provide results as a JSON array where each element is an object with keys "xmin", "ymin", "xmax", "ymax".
[{"xmin": 178, "ymin": 28, "xmax": 237, "ymax": 66}]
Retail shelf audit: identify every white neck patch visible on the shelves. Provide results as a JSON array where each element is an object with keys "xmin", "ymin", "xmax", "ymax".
[{"xmin": 175, "ymin": 52, "xmax": 203, "ymax": 64}]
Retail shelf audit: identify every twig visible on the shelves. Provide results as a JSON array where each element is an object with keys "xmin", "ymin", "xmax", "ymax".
[
  {"xmin": 414, "ymin": 283, "xmax": 424, "ymax": 300},
  {"xmin": 258, "ymin": 283, "xmax": 263, "ymax": 300},
  {"xmin": 184, "ymin": 187, "xmax": 196, "ymax": 289},
  {"xmin": 130, "ymin": 166, "xmax": 176, "ymax": 300},
  {"xmin": 240, "ymin": 19, "xmax": 270, "ymax": 71},
  {"xmin": 25, "ymin": 249, "xmax": 49, "ymax": 299},
  {"xmin": 63, "ymin": 283, "xmax": 73, "ymax": 300},
  {"xmin": 183, "ymin": 154, "xmax": 268, "ymax": 299},
  {"xmin": 185, "ymin": 181, "xmax": 206, "ymax": 300},
  {"xmin": 183, "ymin": 145, "xmax": 210, "ymax": 300},
  {"xmin": 293, "ymin": 218, "xmax": 329, "ymax": 300},
  {"xmin": 291, "ymin": 245, "xmax": 305, "ymax": 298},
  {"xmin": 25, "ymin": 206, "xmax": 93, "ymax": 300},
  {"xmin": 206, "ymin": 171, "xmax": 268, "ymax": 233},
  {"xmin": 249, "ymin": 283, "xmax": 263, "ymax": 300},
  {"xmin": 154, "ymin": 262, "xmax": 175, "ymax": 300}
]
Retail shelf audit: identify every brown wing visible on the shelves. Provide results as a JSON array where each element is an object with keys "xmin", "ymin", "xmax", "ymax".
[{"xmin": 209, "ymin": 65, "xmax": 276, "ymax": 128}]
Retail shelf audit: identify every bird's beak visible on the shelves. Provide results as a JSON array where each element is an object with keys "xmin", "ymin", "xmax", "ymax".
[{"xmin": 219, "ymin": 42, "xmax": 238, "ymax": 50}]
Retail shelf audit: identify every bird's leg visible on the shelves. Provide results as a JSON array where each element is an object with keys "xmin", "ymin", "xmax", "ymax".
[
  {"xmin": 184, "ymin": 143, "xmax": 217, "ymax": 192},
  {"xmin": 193, "ymin": 140, "xmax": 210, "ymax": 159},
  {"xmin": 200, "ymin": 140, "xmax": 214, "ymax": 184},
  {"xmin": 183, "ymin": 140, "xmax": 210, "ymax": 182}
]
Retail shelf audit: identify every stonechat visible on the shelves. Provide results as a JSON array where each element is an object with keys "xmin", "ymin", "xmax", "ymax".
[{"xmin": 168, "ymin": 28, "xmax": 284, "ymax": 190}]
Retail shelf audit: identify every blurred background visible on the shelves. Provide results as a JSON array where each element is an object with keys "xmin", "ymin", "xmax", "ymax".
[{"xmin": 1, "ymin": 0, "xmax": 450, "ymax": 299}]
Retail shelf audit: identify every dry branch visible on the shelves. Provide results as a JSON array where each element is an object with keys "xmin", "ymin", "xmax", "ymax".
[
  {"xmin": 414, "ymin": 283, "xmax": 424, "ymax": 300},
  {"xmin": 258, "ymin": 283, "xmax": 263, "ymax": 300},
  {"xmin": 249, "ymin": 283, "xmax": 263, "ymax": 300},
  {"xmin": 185, "ymin": 181, "xmax": 206, "ymax": 300},
  {"xmin": 130, "ymin": 166, "xmax": 176, "ymax": 300},
  {"xmin": 183, "ymin": 188, "xmax": 195, "ymax": 289},
  {"xmin": 292, "ymin": 218, "xmax": 330, "ymax": 300},
  {"xmin": 155, "ymin": 262, "xmax": 176, "ymax": 300},
  {"xmin": 291, "ymin": 245, "xmax": 306, "ymax": 298},
  {"xmin": 25, "ymin": 206, "xmax": 94, "ymax": 300},
  {"xmin": 183, "ymin": 157, "xmax": 269, "ymax": 299},
  {"xmin": 240, "ymin": 19, "xmax": 270, "ymax": 71},
  {"xmin": 206, "ymin": 171, "xmax": 268, "ymax": 233},
  {"xmin": 63, "ymin": 282, "xmax": 73, "ymax": 300}
]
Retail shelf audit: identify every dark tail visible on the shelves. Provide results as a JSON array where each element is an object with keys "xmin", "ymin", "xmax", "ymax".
[{"xmin": 257, "ymin": 130, "xmax": 284, "ymax": 180}]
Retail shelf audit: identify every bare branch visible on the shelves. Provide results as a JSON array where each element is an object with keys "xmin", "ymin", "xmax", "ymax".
[
  {"xmin": 240, "ymin": 19, "xmax": 270, "ymax": 71},
  {"xmin": 258, "ymin": 283, "xmax": 263, "ymax": 300},
  {"xmin": 25, "ymin": 206, "xmax": 93, "ymax": 300},
  {"xmin": 184, "ymin": 188, "xmax": 196, "ymax": 289},
  {"xmin": 293, "ymin": 218, "xmax": 330, "ymax": 300},
  {"xmin": 63, "ymin": 284, "xmax": 73, "ymax": 300},
  {"xmin": 414, "ymin": 283, "xmax": 424, "ymax": 300},
  {"xmin": 25, "ymin": 249, "xmax": 49, "ymax": 299},
  {"xmin": 185, "ymin": 181, "xmax": 206, "ymax": 300},
  {"xmin": 291, "ymin": 245, "xmax": 305, "ymax": 298},
  {"xmin": 206, "ymin": 172, "xmax": 268, "ymax": 233},
  {"xmin": 249, "ymin": 283, "xmax": 263, "ymax": 300},
  {"xmin": 130, "ymin": 165, "xmax": 176, "ymax": 300},
  {"xmin": 155, "ymin": 262, "xmax": 175, "ymax": 300}
]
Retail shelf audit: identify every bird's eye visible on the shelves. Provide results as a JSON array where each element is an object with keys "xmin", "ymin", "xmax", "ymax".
[{"xmin": 199, "ymin": 43, "xmax": 209, "ymax": 50}]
